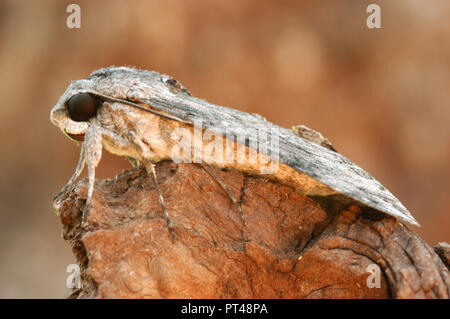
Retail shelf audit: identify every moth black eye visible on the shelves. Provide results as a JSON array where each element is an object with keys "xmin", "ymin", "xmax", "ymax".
[{"xmin": 66, "ymin": 93, "xmax": 100, "ymax": 122}]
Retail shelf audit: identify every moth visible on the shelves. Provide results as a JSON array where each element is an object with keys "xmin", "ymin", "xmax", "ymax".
[{"xmin": 50, "ymin": 66, "xmax": 419, "ymax": 236}]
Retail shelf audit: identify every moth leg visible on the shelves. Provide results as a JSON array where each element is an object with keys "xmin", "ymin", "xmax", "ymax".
[
  {"xmin": 292, "ymin": 124, "xmax": 338, "ymax": 152},
  {"xmin": 144, "ymin": 160, "xmax": 175, "ymax": 241},
  {"xmin": 53, "ymin": 143, "xmax": 86, "ymax": 199},
  {"xmin": 82, "ymin": 126, "xmax": 103, "ymax": 221},
  {"xmin": 198, "ymin": 163, "xmax": 245, "ymax": 225},
  {"xmin": 127, "ymin": 131, "xmax": 175, "ymax": 240}
]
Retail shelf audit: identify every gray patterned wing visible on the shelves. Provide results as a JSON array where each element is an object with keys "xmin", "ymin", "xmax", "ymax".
[{"xmin": 141, "ymin": 92, "xmax": 419, "ymax": 227}]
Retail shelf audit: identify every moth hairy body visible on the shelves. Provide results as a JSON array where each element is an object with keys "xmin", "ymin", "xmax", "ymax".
[{"xmin": 50, "ymin": 66, "xmax": 419, "ymax": 230}]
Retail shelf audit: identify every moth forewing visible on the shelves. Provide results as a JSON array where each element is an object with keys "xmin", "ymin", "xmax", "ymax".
[{"xmin": 141, "ymin": 93, "xmax": 418, "ymax": 226}]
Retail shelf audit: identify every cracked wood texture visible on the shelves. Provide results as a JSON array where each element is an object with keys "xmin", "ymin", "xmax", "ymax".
[{"xmin": 55, "ymin": 161, "xmax": 449, "ymax": 299}]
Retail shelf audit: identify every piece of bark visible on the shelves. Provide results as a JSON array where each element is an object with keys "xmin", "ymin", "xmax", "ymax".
[
  {"xmin": 434, "ymin": 243, "xmax": 450, "ymax": 270},
  {"xmin": 54, "ymin": 161, "xmax": 449, "ymax": 299}
]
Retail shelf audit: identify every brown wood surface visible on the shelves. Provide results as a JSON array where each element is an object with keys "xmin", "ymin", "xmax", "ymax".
[{"xmin": 54, "ymin": 161, "xmax": 449, "ymax": 299}]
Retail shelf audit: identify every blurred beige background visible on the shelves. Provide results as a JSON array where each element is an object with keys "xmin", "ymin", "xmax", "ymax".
[{"xmin": 0, "ymin": 0, "xmax": 448, "ymax": 298}]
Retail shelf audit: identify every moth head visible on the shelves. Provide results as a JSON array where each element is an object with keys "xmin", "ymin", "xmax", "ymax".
[
  {"xmin": 50, "ymin": 88, "xmax": 102, "ymax": 142},
  {"xmin": 50, "ymin": 66, "xmax": 188, "ymax": 142}
]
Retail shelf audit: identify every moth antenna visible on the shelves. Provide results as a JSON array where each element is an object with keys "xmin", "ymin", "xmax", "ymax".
[
  {"xmin": 145, "ymin": 161, "xmax": 175, "ymax": 241},
  {"xmin": 90, "ymin": 92, "xmax": 190, "ymax": 124},
  {"xmin": 198, "ymin": 163, "xmax": 245, "ymax": 225}
]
